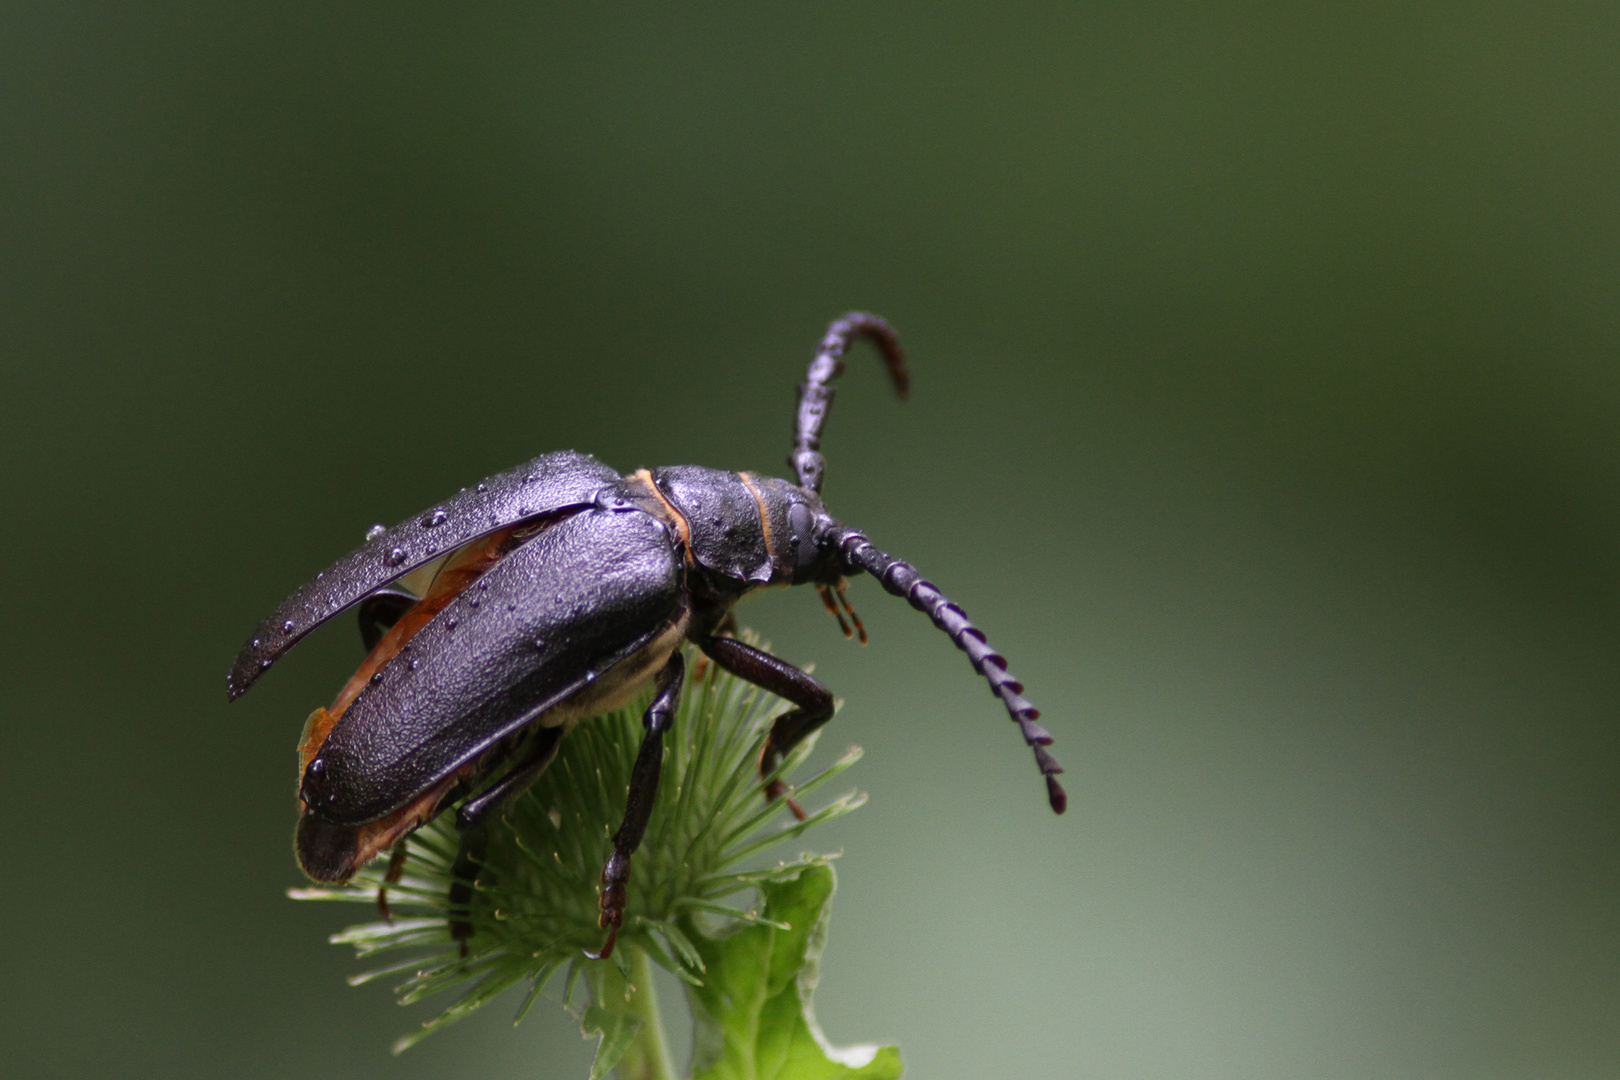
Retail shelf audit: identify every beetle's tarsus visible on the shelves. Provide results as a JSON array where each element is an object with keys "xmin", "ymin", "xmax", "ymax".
[{"xmin": 584, "ymin": 923, "xmax": 619, "ymax": 962}]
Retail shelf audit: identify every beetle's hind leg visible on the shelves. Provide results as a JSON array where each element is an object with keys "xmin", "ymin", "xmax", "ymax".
[
  {"xmin": 587, "ymin": 651, "xmax": 685, "ymax": 961},
  {"xmin": 445, "ymin": 726, "xmax": 566, "ymax": 947},
  {"xmin": 696, "ymin": 635, "xmax": 834, "ymax": 822},
  {"xmin": 357, "ymin": 587, "xmax": 417, "ymax": 652},
  {"xmin": 375, "ymin": 843, "xmax": 410, "ymax": 922}
]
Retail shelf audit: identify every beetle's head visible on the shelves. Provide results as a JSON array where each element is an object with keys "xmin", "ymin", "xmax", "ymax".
[{"xmin": 780, "ymin": 484, "xmax": 845, "ymax": 586}]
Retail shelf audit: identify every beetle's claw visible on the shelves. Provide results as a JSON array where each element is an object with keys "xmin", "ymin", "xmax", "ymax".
[
  {"xmin": 584, "ymin": 923, "xmax": 619, "ymax": 961},
  {"xmin": 763, "ymin": 778, "xmax": 809, "ymax": 821}
]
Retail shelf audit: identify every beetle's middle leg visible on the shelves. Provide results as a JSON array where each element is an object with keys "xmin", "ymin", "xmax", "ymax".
[
  {"xmin": 696, "ymin": 635, "xmax": 834, "ymax": 821},
  {"xmin": 445, "ymin": 725, "xmax": 566, "ymax": 945},
  {"xmin": 587, "ymin": 651, "xmax": 685, "ymax": 961}
]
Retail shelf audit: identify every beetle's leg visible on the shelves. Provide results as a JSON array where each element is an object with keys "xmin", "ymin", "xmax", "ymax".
[
  {"xmin": 456, "ymin": 726, "xmax": 566, "ymax": 831},
  {"xmin": 587, "ymin": 651, "xmax": 685, "ymax": 961},
  {"xmin": 376, "ymin": 843, "xmax": 410, "ymax": 922},
  {"xmin": 446, "ymin": 830, "xmax": 487, "ymax": 955},
  {"xmin": 828, "ymin": 525, "xmax": 1068, "ymax": 814},
  {"xmin": 693, "ymin": 612, "xmax": 738, "ymax": 680},
  {"xmin": 445, "ymin": 726, "xmax": 567, "ymax": 945},
  {"xmin": 696, "ymin": 636, "xmax": 834, "ymax": 821},
  {"xmin": 790, "ymin": 313, "xmax": 909, "ymax": 494},
  {"xmin": 357, "ymin": 587, "xmax": 418, "ymax": 652}
]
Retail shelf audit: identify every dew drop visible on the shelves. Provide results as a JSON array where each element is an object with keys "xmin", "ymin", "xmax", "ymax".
[
  {"xmin": 251, "ymin": 637, "xmax": 261, "ymax": 649},
  {"xmin": 281, "ymin": 620, "xmax": 295, "ymax": 634},
  {"xmin": 408, "ymin": 658, "xmax": 419, "ymax": 671},
  {"xmin": 365, "ymin": 523, "xmax": 386, "ymax": 541},
  {"xmin": 519, "ymin": 505, "xmax": 531, "ymax": 516},
  {"xmin": 523, "ymin": 474, "xmax": 535, "ymax": 483},
  {"xmin": 259, "ymin": 658, "xmax": 273, "ymax": 670},
  {"xmin": 370, "ymin": 671, "xmax": 384, "ymax": 685},
  {"xmin": 422, "ymin": 508, "xmax": 448, "ymax": 528},
  {"xmin": 469, "ymin": 598, "xmax": 480, "ymax": 609},
  {"xmin": 476, "ymin": 482, "xmax": 488, "ymax": 493},
  {"xmin": 308, "ymin": 759, "xmax": 324, "ymax": 775},
  {"xmin": 383, "ymin": 547, "xmax": 406, "ymax": 567},
  {"xmin": 446, "ymin": 617, "xmax": 459, "ymax": 631},
  {"xmin": 532, "ymin": 637, "xmax": 547, "ymax": 650}
]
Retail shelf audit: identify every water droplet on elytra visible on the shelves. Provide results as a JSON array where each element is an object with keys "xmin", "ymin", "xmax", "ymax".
[
  {"xmin": 259, "ymin": 658, "xmax": 273, "ymax": 670},
  {"xmin": 446, "ymin": 618, "xmax": 459, "ymax": 631},
  {"xmin": 281, "ymin": 620, "xmax": 295, "ymax": 634},
  {"xmin": 408, "ymin": 658, "xmax": 419, "ymax": 671},
  {"xmin": 383, "ymin": 547, "xmax": 406, "ymax": 567},
  {"xmin": 476, "ymin": 482, "xmax": 488, "ymax": 493},
  {"xmin": 370, "ymin": 671, "xmax": 383, "ymax": 685},
  {"xmin": 365, "ymin": 524, "xmax": 386, "ymax": 541},
  {"xmin": 523, "ymin": 474, "xmax": 534, "ymax": 483},
  {"xmin": 469, "ymin": 598, "xmax": 480, "ymax": 609},
  {"xmin": 532, "ymin": 638, "xmax": 547, "ymax": 650},
  {"xmin": 422, "ymin": 508, "xmax": 448, "ymax": 528},
  {"xmin": 308, "ymin": 759, "xmax": 324, "ymax": 775},
  {"xmin": 251, "ymin": 637, "xmax": 261, "ymax": 649}
]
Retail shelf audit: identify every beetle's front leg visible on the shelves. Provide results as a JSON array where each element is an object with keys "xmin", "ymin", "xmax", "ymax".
[
  {"xmin": 587, "ymin": 651, "xmax": 686, "ymax": 961},
  {"xmin": 696, "ymin": 636, "xmax": 833, "ymax": 821}
]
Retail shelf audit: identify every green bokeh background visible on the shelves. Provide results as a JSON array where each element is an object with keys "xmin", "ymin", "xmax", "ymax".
[{"xmin": 4, "ymin": 4, "xmax": 1617, "ymax": 1078}]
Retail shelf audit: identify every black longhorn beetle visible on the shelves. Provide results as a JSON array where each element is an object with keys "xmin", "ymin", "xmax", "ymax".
[{"xmin": 228, "ymin": 314, "xmax": 1064, "ymax": 959}]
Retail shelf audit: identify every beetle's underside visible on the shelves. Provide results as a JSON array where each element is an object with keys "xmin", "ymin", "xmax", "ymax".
[{"xmin": 230, "ymin": 313, "xmax": 1064, "ymax": 958}]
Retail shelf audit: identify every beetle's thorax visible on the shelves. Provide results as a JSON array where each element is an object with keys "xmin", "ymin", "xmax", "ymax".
[{"xmin": 625, "ymin": 466, "xmax": 839, "ymax": 598}]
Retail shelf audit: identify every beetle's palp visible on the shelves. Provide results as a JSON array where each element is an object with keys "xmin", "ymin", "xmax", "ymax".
[
  {"xmin": 790, "ymin": 312, "xmax": 909, "ymax": 494},
  {"xmin": 829, "ymin": 525, "xmax": 1067, "ymax": 814},
  {"xmin": 817, "ymin": 584, "xmax": 853, "ymax": 638},
  {"xmin": 834, "ymin": 578, "xmax": 868, "ymax": 645}
]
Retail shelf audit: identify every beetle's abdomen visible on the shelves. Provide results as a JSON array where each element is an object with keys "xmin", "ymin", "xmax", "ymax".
[{"xmin": 651, "ymin": 466, "xmax": 777, "ymax": 585}]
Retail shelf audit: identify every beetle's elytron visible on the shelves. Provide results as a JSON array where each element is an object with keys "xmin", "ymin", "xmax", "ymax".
[{"xmin": 229, "ymin": 314, "xmax": 1064, "ymax": 957}]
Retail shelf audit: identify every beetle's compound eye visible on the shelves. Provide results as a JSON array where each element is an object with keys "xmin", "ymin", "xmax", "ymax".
[{"xmin": 789, "ymin": 502, "xmax": 821, "ymax": 579}]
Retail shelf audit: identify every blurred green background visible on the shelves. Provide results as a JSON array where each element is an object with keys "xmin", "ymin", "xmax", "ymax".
[{"xmin": 4, "ymin": 3, "xmax": 1617, "ymax": 1078}]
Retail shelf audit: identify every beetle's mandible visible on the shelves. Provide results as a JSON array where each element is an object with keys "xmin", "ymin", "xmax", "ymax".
[{"xmin": 228, "ymin": 313, "xmax": 1064, "ymax": 959}]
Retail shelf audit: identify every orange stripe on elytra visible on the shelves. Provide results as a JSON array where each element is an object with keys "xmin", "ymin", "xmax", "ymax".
[
  {"xmin": 295, "ymin": 525, "xmax": 526, "ymax": 878},
  {"xmin": 297, "ymin": 525, "xmax": 519, "ymax": 787}
]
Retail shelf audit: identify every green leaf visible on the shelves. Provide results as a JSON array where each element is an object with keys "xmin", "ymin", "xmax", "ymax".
[
  {"xmin": 579, "ymin": 1002, "xmax": 642, "ymax": 1080},
  {"xmin": 683, "ymin": 864, "xmax": 902, "ymax": 1080}
]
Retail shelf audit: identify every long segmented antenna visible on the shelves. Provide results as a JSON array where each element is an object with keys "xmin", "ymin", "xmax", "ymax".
[
  {"xmin": 829, "ymin": 525, "xmax": 1067, "ymax": 814},
  {"xmin": 790, "ymin": 313, "xmax": 909, "ymax": 494}
]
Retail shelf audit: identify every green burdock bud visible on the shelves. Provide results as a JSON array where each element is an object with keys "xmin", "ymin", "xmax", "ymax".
[{"xmin": 292, "ymin": 635, "xmax": 902, "ymax": 1080}]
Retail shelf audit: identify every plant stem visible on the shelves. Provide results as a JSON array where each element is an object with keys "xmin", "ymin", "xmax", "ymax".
[{"xmin": 616, "ymin": 946, "xmax": 678, "ymax": 1080}]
